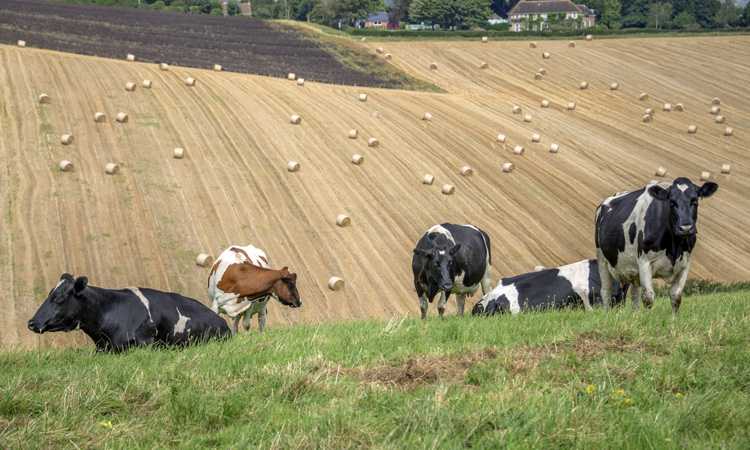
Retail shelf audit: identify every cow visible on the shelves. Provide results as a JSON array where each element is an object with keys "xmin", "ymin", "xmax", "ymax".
[
  {"xmin": 595, "ymin": 177, "xmax": 718, "ymax": 316},
  {"xmin": 207, "ymin": 244, "xmax": 301, "ymax": 334},
  {"xmin": 27, "ymin": 273, "xmax": 230, "ymax": 352},
  {"xmin": 412, "ymin": 223, "xmax": 492, "ymax": 319},
  {"xmin": 472, "ymin": 259, "xmax": 629, "ymax": 315}
]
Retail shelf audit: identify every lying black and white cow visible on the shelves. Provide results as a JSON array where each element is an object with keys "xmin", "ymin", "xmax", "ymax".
[
  {"xmin": 472, "ymin": 259, "xmax": 628, "ymax": 315},
  {"xmin": 412, "ymin": 223, "xmax": 492, "ymax": 318},
  {"xmin": 595, "ymin": 177, "xmax": 718, "ymax": 315},
  {"xmin": 28, "ymin": 274, "xmax": 230, "ymax": 352}
]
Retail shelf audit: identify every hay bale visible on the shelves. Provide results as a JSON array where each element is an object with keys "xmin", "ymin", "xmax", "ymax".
[
  {"xmin": 531, "ymin": 133, "xmax": 541, "ymax": 142},
  {"xmin": 688, "ymin": 125, "xmax": 697, "ymax": 134},
  {"xmin": 213, "ymin": 64, "xmax": 222, "ymax": 72},
  {"xmin": 480, "ymin": 62, "xmax": 488, "ymax": 69},
  {"xmin": 125, "ymin": 82, "xmax": 136, "ymax": 92},
  {"xmin": 61, "ymin": 134, "xmax": 74, "ymax": 145},
  {"xmin": 642, "ymin": 114, "xmax": 652, "ymax": 123},
  {"xmin": 514, "ymin": 146, "xmax": 525, "ymax": 155},
  {"xmin": 126, "ymin": 54, "xmax": 135, "ymax": 62},
  {"xmin": 442, "ymin": 184, "xmax": 454, "ymax": 195},
  {"xmin": 361, "ymin": 37, "xmax": 367, "ymax": 43},
  {"xmin": 534, "ymin": 265, "xmax": 546, "ymax": 272},
  {"xmin": 368, "ymin": 138, "xmax": 379, "ymax": 148},
  {"xmin": 530, "ymin": 42, "xmax": 537, "ymax": 48},
  {"xmin": 376, "ymin": 47, "xmax": 384, "ymax": 54},
  {"xmin": 430, "ymin": 62, "xmax": 438, "ymax": 70},
  {"xmin": 423, "ymin": 112, "xmax": 432, "ymax": 121},
  {"xmin": 610, "ymin": 82, "xmax": 619, "ymax": 90},
  {"xmin": 461, "ymin": 166, "xmax": 473, "ymax": 177},
  {"xmin": 724, "ymin": 127, "xmax": 733, "ymax": 136},
  {"xmin": 674, "ymin": 103, "xmax": 683, "ymax": 111},
  {"xmin": 542, "ymin": 52, "xmax": 550, "ymax": 59},
  {"xmin": 38, "ymin": 94, "xmax": 50, "ymax": 104},
  {"xmin": 105, "ymin": 163, "xmax": 119, "ymax": 175},
  {"xmin": 512, "ymin": 106, "xmax": 522, "ymax": 114},
  {"xmin": 721, "ymin": 164, "xmax": 731, "ymax": 174},
  {"xmin": 523, "ymin": 114, "xmax": 532, "ymax": 123},
  {"xmin": 142, "ymin": 79, "xmax": 152, "ymax": 88},
  {"xmin": 351, "ymin": 154, "xmax": 364, "ymax": 165},
  {"xmin": 710, "ymin": 106, "xmax": 720, "ymax": 115},
  {"xmin": 348, "ymin": 129, "xmax": 358, "ymax": 139},
  {"xmin": 715, "ymin": 115, "xmax": 726, "ymax": 124},
  {"xmin": 639, "ymin": 93, "xmax": 649, "ymax": 101},
  {"xmin": 359, "ymin": 93, "xmax": 367, "ymax": 102},
  {"xmin": 567, "ymin": 102, "xmax": 576, "ymax": 110},
  {"xmin": 700, "ymin": 171, "xmax": 710, "ymax": 181},
  {"xmin": 174, "ymin": 148, "xmax": 184, "ymax": 159},
  {"xmin": 655, "ymin": 167, "xmax": 667, "ymax": 177},
  {"xmin": 535, "ymin": 73, "xmax": 543, "ymax": 80},
  {"xmin": 664, "ymin": 103, "xmax": 671, "ymax": 111},
  {"xmin": 423, "ymin": 174, "xmax": 434, "ymax": 185},
  {"xmin": 712, "ymin": 97, "xmax": 720, "ymax": 106},
  {"xmin": 503, "ymin": 162, "xmax": 515, "ymax": 173},
  {"xmin": 159, "ymin": 63, "xmax": 169, "ymax": 71},
  {"xmin": 94, "ymin": 112, "xmax": 107, "ymax": 123},
  {"xmin": 59, "ymin": 160, "xmax": 74, "ymax": 172},
  {"xmin": 586, "ymin": 34, "xmax": 593, "ymax": 41},
  {"xmin": 541, "ymin": 99, "xmax": 550, "ymax": 108},
  {"xmin": 384, "ymin": 53, "xmax": 392, "ymax": 61},
  {"xmin": 328, "ymin": 277, "xmax": 345, "ymax": 291},
  {"xmin": 580, "ymin": 81, "xmax": 588, "ymax": 89},
  {"xmin": 497, "ymin": 134, "xmax": 506, "ymax": 143},
  {"xmin": 287, "ymin": 161, "xmax": 300, "ymax": 172},
  {"xmin": 17, "ymin": 40, "xmax": 26, "ymax": 48},
  {"xmin": 569, "ymin": 41, "xmax": 576, "ymax": 47},
  {"xmin": 538, "ymin": 68, "xmax": 547, "ymax": 75},
  {"xmin": 186, "ymin": 77, "xmax": 196, "ymax": 86},
  {"xmin": 549, "ymin": 143, "xmax": 559, "ymax": 153},
  {"xmin": 116, "ymin": 112, "xmax": 129, "ymax": 123},
  {"xmin": 297, "ymin": 78, "xmax": 305, "ymax": 86},
  {"xmin": 288, "ymin": 73, "xmax": 296, "ymax": 80},
  {"xmin": 645, "ymin": 108, "xmax": 655, "ymax": 116},
  {"xmin": 336, "ymin": 214, "xmax": 351, "ymax": 227},
  {"xmin": 196, "ymin": 254, "xmax": 213, "ymax": 268},
  {"xmin": 482, "ymin": 36, "xmax": 488, "ymax": 43},
  {"xmin": 290, "ymin": 115, "xmax": 302, "ymax": 124}
]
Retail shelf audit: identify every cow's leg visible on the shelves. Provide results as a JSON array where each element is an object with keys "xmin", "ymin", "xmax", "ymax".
[
  {"xmin": 437, "ymin": 291, "xmax": 449, "ymax": 318},
  {"xmin": 481, "ymin": 264, "xmax": 493, "ymax": 296},
  {"xmin": 456, "ymin": 294, "xmax": 466, "ymax": 316},
  {"xmin": 596, "ymin": 251, "xmax": 613, "ymax": 312},
  {"xmin": 669, "ymin": 266, "xmax": 690, "ymax": 317},
  {"xmin": 232, "ymin": 316, "xmax": 241, "ymax": 334},
  {"xmin": 581, "ymin": 287, "xmax": 593, "ymax": 312},
  {"xmin": 631, "ymin": 282, "xmax": 642, "ymax": 310},
  {"xmin": 419, "ymin": 294, "xmax": 429, "ymax": 320},
  {"xmin": 638, "ymin": 261, "xmax": 656, "ymax": 310},
  {"xmin": 241, "ymin": 312, "xmax": 253, "ymax": 332},
  {"xmin": 258, "ymin": 304, "xmax": 268, "ymax": 333}
]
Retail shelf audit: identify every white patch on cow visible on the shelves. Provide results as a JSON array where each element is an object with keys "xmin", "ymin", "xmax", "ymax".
[
  {"xmin": 557, "ymin": 260, "xmax": 591, "ymax": 304},
  {"xmin": 53, "ymin": 279, "xmax": 64, "ymax": 292},
  {"xmin": 439, "ymin": 250, "xmax": 445, "ymax": 255},
  {"xmin": 482, "ymin": 281, "xmax": 521, "ymax": 314},
  {"xmin": 610, "ymin": 189, "xmax": 656, "ymax": 283},
  {"xmin": 677, "ymin": 184, "xmax": 688, "ymax": 192},
  {"xmin": 207, "ymin": 244, "xmax": 270, "ymax": 319},
  {"xmin": 643, "ymin": 249, "xmax": 691, "ymax": 284},
  {"xmin": 126, "ymin": 287, "xmax": 154, "ymax": 322},
  {"xmin": 173, "ymin": 307, "xmax": 190, "ymax": 335},
  {"xmin": 426, "ymin": 225, "xmax": 455, "ymax": 244}
]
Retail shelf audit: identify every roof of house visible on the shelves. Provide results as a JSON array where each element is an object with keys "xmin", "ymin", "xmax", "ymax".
[
  {"xmin": 576, "ymin": 4, "xmax": 595, "ymax": 15},
  {"xmin": 508, "ymin": 0, "xmax": 585, "ymax": 15},
  {"xmin": 366, "ymin": 12, "xmax": 390, "ymax": 22}
]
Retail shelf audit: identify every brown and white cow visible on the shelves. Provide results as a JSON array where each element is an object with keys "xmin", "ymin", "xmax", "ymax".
[{"xmin": 207, "ymin": 244, "xmax": 301, "ymax": 333}]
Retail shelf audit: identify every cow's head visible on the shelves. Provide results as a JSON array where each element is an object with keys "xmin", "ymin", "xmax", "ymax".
[
  {"xmin": 28, "ymin": 274, "xmax": 89, "ymax": 334},
  {"xmin": 648, "ymin": 177, "xmax": 718, "ymax": 238},
  {"xmin": 273, "ymin": 267, "xmax": 301, "ymax": 308},
  {"xmin": 413, "ymin": 243, "xmax": 461, "ymax": 292}
]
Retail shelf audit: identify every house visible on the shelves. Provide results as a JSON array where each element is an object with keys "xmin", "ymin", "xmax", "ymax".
[
  {"xmin": 222, "ymin": 0, "xmax": 251, "ymax": 16},
  {"xmin": 488, "ymin": 13, "xmax": 508, "ymax": 25},
  {"xmin": 507, "ymin": 0, "xmax": 595, "ymax": 32},
  {"xmin": 364, "ymin": 12, "xmax": 396, "ymax": 29}
]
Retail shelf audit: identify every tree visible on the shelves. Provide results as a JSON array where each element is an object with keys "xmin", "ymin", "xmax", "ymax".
[
  {"xmin": 671, "ymin": 10, "xmax": 695, "ymax": 27},
  {"xmin": 742, "ymin": 3, "xmax": 750, "ymax": 27},
  {"xmin": 409, "ymin": 0, "xmax": 453, "ymax": 29},
  {"xmin": 389, "ymin": 0, "xmax": 413, "ymax": 23},
  {"xmin": 455, "ymin": 0, "xmax": 492, "ymax": 29},
  {"xmin": 714, "ymin": 0, "xmax": 740, "ymax": 28},
  {"xmin": 692, "ymin": 0, "xmax": 720, "ymax": 28},
  {"xmin": 600, "ymin": 0, "xmax": 622, "ymax": 28},
  {"xmin": 647, "ymin": 2, "xmax": 673, "ymax": 28}
]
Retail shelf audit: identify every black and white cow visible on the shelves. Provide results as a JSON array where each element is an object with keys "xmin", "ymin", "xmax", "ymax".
[
  {"xmin": 28, "ymin": 274, "xmax": 230, "ymax": 352},
  {"xmin": 412, "ymin": 223, "xmax": 492, "ymax": 318},
  {"xmin": 472, "ymin": 259, "xmax": 628, "ymax": 315},
  {"xmin": 595, "ymin": 177, "xmax": 718, "ymax": 315}
]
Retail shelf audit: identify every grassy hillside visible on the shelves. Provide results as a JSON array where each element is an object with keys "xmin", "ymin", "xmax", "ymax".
[{"xmin": 2, "ymin": 291, "xmax": 749, "ymax": 449}]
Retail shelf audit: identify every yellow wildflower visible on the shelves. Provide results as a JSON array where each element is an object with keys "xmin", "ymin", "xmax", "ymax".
[
  {"xmin": 97, "ymin": 421, "xmax": 112, "ymax": 428},
  {"xmin": 586, "ymin": 385, "xmax": 595, "ymax": 394},
  {"xmin": 625, "ymin": 398, "xmax": 632, "ymax": 403},
  {"xmin": 675, "ymin": 393, "xmax": 681, "ymax": 397},
  {"xmin": 617, "ymin": 390, "xmax": 624, "ymax": 395}
]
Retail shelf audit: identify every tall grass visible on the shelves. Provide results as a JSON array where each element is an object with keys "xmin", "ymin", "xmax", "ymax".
[{"xmin": 2, "ymin": 291, "xmax": 749, "ymax": 449}]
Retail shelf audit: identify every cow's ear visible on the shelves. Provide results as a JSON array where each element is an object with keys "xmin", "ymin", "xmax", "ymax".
[
  {"xmin": 73, "ymin": 276, "xmax": 88, "ymax": 295},
  {"xmin": 61, "ymin": 273, "xmax": 74, "ymax": 282},
  {"xmin": 413, "ymin": 248, "xmax": 428, "ymax": 257},
  {"xmin": 698, "ymin": 182, "xmax": 718, "ymax": 199},
  {"xmin": 449, "ymin": 243, "xmax": 462, "ymax": 255},
  {"xmin": 648, "ymin": 185, "xmax": 668, "ymax": 200}
]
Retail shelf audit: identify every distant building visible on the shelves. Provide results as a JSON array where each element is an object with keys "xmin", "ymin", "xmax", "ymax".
[
  {"xmin": 222, "ymin": 0, "xmax": 251, "ymax": 16},
  {"xmin": 363, "ymin": 12, "xmax": 398, "ymax": 29},
  {"xmin": 489, "ymin": 13, "xmax": 508, "ymax": 25},
  {"xmin": 508, "ymin": 0, "xmax": 595, "ymax": 32}
]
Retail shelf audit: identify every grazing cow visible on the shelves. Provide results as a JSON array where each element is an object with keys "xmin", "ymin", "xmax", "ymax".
[
  {"xmin": 27, "ymin": 274, "xmax": 230, "ymax": 352},
  {"xmin": 207, "ymin": 244, "xmax": 301, "ymax": 333},
  {"xmin": 472, "ymin": 259, "xmax": 629, "ymax": 315},
  {"xmin": 595, "ymin": 177, "xmax": 718, "ymax": 315},
  {"xmin": 412, "ymin": 223, "xmax": 492, "ymax": 319}
]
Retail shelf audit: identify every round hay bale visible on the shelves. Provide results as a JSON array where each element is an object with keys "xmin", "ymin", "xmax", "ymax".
[
  {"xmin": 371, "ymin": 111, "xmax": 380, "ymax": 119},
  {"xmin": 586, "ymin": 34, "xmax": 593, "ymax": 41},
  {"xmin": 442, "ymin": 184, "xmax": 455, "ymax": 195},
  {"xmin": 94, "ymin": 112, "xmax": 106, "ymax": 123},
  {"xmin": 610, "ymin": 82, "xmax": 619, "ymax": 90},
  {"xmin": 541, "ymin": 99, "xmax": 550, "ymax": 108},
  {"xmin": 523, "ymin": 114, "xmax": 532, "ymax": 123},
  {"xmin": 174, "ymin": 148, "xmax": 184, "ymax": 159},
  {"xmin": 287, "ymin": 161, "xmax": 300, "ymax": 172},
  {"xmin": 715, "ymin": 115, "xmax": 726, "ymax": 124},
  {"xmin": 580, "ymin": 81, "xmax": 588, "ymax": 89},
  {"xmin": 538, "ymin": 68, "xmax": 547, "ymax": 75},
  {"xmin": 126, "ymin": 54, "xmax": 135, "ymax": 62},
  {"xmin": 503, "ymin": 162, "xmax": 515, "ymax": 173},
  {"xmin": 361, "ymin": 37, "xmax": 367, "ymax": 43},
  {"xmin": 38, "ymin": 94, "xmax": 50, "ymax": 104},
  {"xmin": 116, "ymin": 112, "xmax": 129, "ymax": 123},
  {"xmin": 712, "ymin": 97, "xmax": 720, "ymax": 106},
  {"xmin": 645, "ymin": 108, "xmax": 655, "ymax": 116},
  {"xmin": 142, "ymin": 79, "xmax": 152, "ymax": 88},
  {"xmin": 724, "ymin": 127, "xmax": 733, "ymax": 136},
  {"xmin": 348, "ymin": 129, "xmax": 358, "ymax": 139},
  {"xmin": 359, "ymin": 93, "xmax": 367, "ymax": 102},
  {"xmin": 423, "ymin": 174, "xmax": 434, "ymax": 185},
  {"xmin": 549, "ymin": 143, "xmax": 559, "ymax": 153},
  {"xmin": 376, "ymin": 47, "xmax": 384, "ymax": 54},
  {"xmin": 297, "ymin": 78, "xmax": 305, "ymax": 86},
  {"xmin": 655, "ymin": 167, "xmax": 667, "ymax": 177},
  {"xmin": 642, "ymin": 114, "xmax": 652, "ymax": 123},
  {"xmin": 482, "ymin": 36, "xmax": 488, "ymax": 43},
  {"xmin": 213, "ymin": 64, "xmax": 222, "ymax": 72},
  {"xmin": 710, "ymin": 106, "xmax": 720, "ymax": 115},
  {"xmin": 530, "ymin": 42, "xmax": 537, "ymax": 48},
  {"xmin": 368, "ymin": 138, "xmax": 379, "ymax": 148},
  {"xmin": 159, "ymin": 63, "xmax": 169, "ymax": 71},
  {"xmin": 351, "ymin": 154, "xmax": 364, "ymax": 165},
  {"xmin": 542, "ymin": 52, "xmax": 550, "ymax": 59},
  {"xmin": 567, "ymin": 102, "xmax": 576, "ymax": 110},
  {"xmin": 688, "ymin": 125, "xmax": 697, "ymax": 133},
  {"xmin": 17, "ymin": 40, "xmax": 26, "ymax": 48},
  {"xmin": 290, "ymin": 115, "xmax": 302, "ymax": 124},
  {"xmin": 674, "ymin": 103, "xmax": 684, "ymax": 111},
  {"xmin": 531, "ymin": 133, "xmax": 541, "ymax": 142},
  {"xmin": 569, "ymin": 41, "xmax": 576, "ymax": 47},
  {"xmin": 384, "ymin": 53, "xmax": 392, "ymax": 61},
  {"xmin": 288, "ymin": 73, "xmax": 296, "ymax": 80},
  {"xmin": 534, "ymin": 265, "xmax": 546, "ymax": 272},
  {"xmin": 105, "ymin": 163, "xmax": 119, "ymax": 175},
  {"xmin": 328, "ymin": 277, "xmax": 345, "ymax": 291},
  {"xmin": 639, "ymin": 93, "xmax": 649, "ymax": 101},
  {"xmin": 480, "ymin": 62, "xmax": 488, "ymax": 69},
  {"xmin": 700, "ymin": 171, "xmax": 710, "ymax": 181},
  {"xmin": 196, "ymin": 254, "xmax": 213, "ymax": 268},
  {"xmin": 125, "ymin": 82, "xmax": 136, "ymax": 92},
  {"xmin": 497, "ymin": 134, "xmax": 506, "ymax": 143},
  {"xmin": 59, "ymin": 160, "xmax": 74, "ymax": 172},
  {"xmin": 186, "ymin": 77, "xmax": 196, "ymax": 86},
  {"xmin": 721, "ymin": 164, "xmax": 731, "ymax": 174},
  {"xmin": 430, "ymin": 62, "xmax": 438, "ymax": 70},
  {"xmin": 61, "ymin": 134, "xmax": 74, "ymax": 145},
  {"xmin": 461, "ymin": 166, "xmax": 473, "ymax": 177},
  {"xmin": 336, "ymin": 214, "xmax": 351, "ymax": 227},
  {"xmin": 664, "ymin": 103, "xmax": 671, "ymax": 111},
  {"xmin": 514, "ymin": 146, "xmax": 525, "ymax": 155},
  {"xmin": 535, "ymin": 73, "xmax": 543, "ymax": 80},
  {"xmin": 423, "ymin": 112, "xmax": 432, "ymax": 121},
  {"xmin": 512, "ymin": 106, "xmax": 522, "ymax": 114}
]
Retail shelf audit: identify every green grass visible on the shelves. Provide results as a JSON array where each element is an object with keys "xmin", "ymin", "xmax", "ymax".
[{"xmin": 2, "ymin": 291, "xmax": 749, "ymax": 449}]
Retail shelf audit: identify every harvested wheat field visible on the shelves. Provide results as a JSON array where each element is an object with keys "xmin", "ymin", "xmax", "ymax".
[{"xmin": 1, "ymin": 35, "xmax": 748, "ymax": 349}]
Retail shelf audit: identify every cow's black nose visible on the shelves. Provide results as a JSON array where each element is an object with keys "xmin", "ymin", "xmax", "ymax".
[
  {"xmin": 28, "ymin": 321, "xmax": 36, "ymax": 331},
  {"xmin": 679, "ymin": 225, "xmax": 694, "ymax": 235}
]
